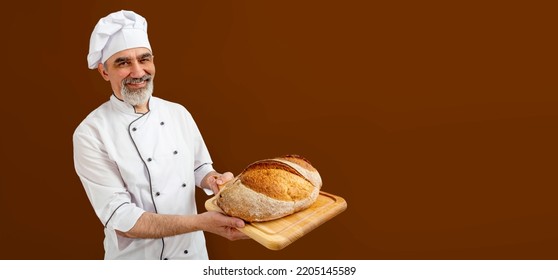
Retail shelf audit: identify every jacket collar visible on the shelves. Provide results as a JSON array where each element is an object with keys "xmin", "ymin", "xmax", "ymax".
[{"xmin": 109, "ymin": 93, "xmax": 156, "ymax": 115}]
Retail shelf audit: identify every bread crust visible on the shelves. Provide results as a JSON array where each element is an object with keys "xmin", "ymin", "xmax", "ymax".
[{"xmin": 216, "ymin": 155, "xmax": 322, "ymax": 222}]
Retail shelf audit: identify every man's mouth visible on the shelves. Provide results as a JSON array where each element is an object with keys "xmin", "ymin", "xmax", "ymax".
[
  {"xmin": 124, "ymin": 76, "xmax": 151, "ymax": 89},
  {"xmin": 126, "ymin": 80, "xmax": 147, "ymax": 88}
]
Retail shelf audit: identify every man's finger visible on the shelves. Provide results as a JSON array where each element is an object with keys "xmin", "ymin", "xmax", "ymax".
[
  {"xmin": 233, "ymin": 218, "xmax": 245, "ymax": 228},
  {"xmin": 211, "ymin": 185, "xmax": 220, "ymax": 194},
  {"xmin": 217, "ymin": 172, "xmax": 234, "ymax": 185},
  {"xmin": 229, "ymin": 228, "xmax": 250, "ymax": 240},
  {"xmin": 223, "ymin": 215, "xmax": 245, "ymax": 228},
  {"xmin": 207, "ymin": 175, "xmax": 217, "ymax": 184}
]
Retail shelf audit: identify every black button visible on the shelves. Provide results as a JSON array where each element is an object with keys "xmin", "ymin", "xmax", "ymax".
[
  {"xmin": 155, "ymin": 192, "xmax": 160, "ymax": 196},
  {"xmin": 163, "ymin": 258, "xmax": 168, "ymax": 260},
  {"xmin": 173, "ymin": 150, "xmax": 178, "ymax": 155},
  {"xmin": 147, "ymin": 158, "xmax": 152, "ymax": 162},
  {"xmin": 160, "ymin": 122, "xmax": 165, "ymax": 126},
  {"xmin": 182, "ymin": 183, "xmax": 187, "ymax": 187},
  {"xmin": 132, "ymin": 127, "xmax": 137, "ymax": 131},
  {"xmin": 184, "ymin": 250, "xmax": 188, "ymax": 254}
]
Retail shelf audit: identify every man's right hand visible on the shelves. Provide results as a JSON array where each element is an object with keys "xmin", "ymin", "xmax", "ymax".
[{"xmin": 196, "ymin": 211, "xmax": 249, "ymax": 241}]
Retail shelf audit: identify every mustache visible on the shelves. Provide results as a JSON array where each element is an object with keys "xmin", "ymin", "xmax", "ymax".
[{"xmin": 123, "ymin": 75, "xmax": 152, "ymax": 85}]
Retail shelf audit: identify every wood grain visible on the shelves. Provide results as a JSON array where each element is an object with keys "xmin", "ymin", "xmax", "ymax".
[{"xmin": 205, "ymin": 191, "xmax": 347, "ymax": 250}]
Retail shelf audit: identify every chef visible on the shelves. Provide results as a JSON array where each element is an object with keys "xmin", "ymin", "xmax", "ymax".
[{"xmin": 73, "ymin": 10, "xmax": 247, "ymax": 260}]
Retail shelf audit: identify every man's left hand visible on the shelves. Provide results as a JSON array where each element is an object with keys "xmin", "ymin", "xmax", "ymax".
[{"xmin": 203, "ymin": 171, "xmax": 234, "ymax": 194}]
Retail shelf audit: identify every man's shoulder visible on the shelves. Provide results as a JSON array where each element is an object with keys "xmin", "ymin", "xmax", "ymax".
[
  {"xmin": 73, "ymin": 100, "xmax": 113, "ymax": 134},
  {"xmin": 153, "ymin": 96, "xmax": 191, "ymax": 116}
]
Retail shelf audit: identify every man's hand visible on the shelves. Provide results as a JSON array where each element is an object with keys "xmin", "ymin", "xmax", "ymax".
[
  {"xmin": 202, "ymin": 171, "xmax": 234, "ymax": 194},
  {"xmin": 196, "ymin": 211, "xmax": 249, "ymax": 241}
]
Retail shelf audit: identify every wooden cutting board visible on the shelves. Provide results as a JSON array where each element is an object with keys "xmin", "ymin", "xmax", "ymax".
[{"xmin": 205, "ymin": 191, "xmax": 347, "ymax": 250}]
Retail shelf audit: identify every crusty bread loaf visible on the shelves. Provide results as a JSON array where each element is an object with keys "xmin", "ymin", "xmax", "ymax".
[{"xmin": 216, "ymin": 155, "xmax": 322, "ymax": 222}]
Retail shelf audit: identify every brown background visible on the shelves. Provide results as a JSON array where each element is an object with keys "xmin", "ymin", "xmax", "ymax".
[{"xmin": 1, "ymin": 0, "xmax": 556, "ymax": 259}]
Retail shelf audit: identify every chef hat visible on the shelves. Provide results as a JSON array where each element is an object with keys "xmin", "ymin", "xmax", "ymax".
[{"xmin": 87, "ymin": 10, "xmax": 152, "ymax": 69}]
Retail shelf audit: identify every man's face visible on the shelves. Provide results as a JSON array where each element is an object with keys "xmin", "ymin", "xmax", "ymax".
[{"xmin": 99, "ymin": 47, "xmax": 156, "ymax": 105}]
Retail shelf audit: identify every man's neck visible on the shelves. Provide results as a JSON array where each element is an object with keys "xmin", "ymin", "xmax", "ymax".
[{"xmin": 134, "ymin": 104, "xmax": 149, "ymax": 114}]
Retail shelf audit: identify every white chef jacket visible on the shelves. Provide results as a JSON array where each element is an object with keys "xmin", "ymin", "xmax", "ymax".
[{"xmin": 73, "ymin": 94, "xmax": 214, "ymax": 260}]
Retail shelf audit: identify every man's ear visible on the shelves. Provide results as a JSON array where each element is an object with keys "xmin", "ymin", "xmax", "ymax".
[{"xmin": 97, "ymin": 63, "xmax": 110, "ymax": 81}]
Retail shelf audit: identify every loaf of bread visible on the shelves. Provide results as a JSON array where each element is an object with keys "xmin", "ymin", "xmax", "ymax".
[{"xmin": 216, "ymin": 155, "xmax": 322, "ymax": 222}]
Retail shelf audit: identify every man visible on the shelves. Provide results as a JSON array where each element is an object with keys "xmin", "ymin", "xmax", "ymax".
[{"xmin": 73, "ymin": 10, "xmax": 247, "ymax": 260}]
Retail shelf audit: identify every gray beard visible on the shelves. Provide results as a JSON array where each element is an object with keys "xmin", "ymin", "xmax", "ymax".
[{"xmin": 120, "ymin": 75, "xmax": 154, "ymax": 106}]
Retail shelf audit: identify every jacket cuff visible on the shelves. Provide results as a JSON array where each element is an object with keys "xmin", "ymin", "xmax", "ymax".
[{"xmin": 194, "ymin": 163, "xmax": 215, "ymax": 192}]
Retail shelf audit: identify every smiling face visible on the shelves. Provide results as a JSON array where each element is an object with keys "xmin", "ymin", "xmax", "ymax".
[{"xmin": 98, "ymin": 47, "xmax": 155, "ymax": 107}]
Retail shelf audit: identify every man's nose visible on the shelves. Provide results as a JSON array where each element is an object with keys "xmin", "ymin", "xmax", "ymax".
[{"xmin": 129, "ymin": 62, "xmax": 146, "ymax": 78}]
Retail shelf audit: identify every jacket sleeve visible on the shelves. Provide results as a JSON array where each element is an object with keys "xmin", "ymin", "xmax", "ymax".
[
  {"xmin": 73, "ymin": 128, "xmax": 145, "ymax": 232},
  {"xmin": 187, "ymin": 114, "xmax": 215, "ymax": 188}
]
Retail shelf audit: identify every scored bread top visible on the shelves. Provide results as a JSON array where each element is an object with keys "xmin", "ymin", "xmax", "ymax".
[
  {"xmin": 237, "ymin": 155, "xmax": 321, "ymax": 202},
  {"xmin": 240, "ymin": 164, "xmax": 314, "ymax": 201},
  {"xmin": 273, "ymin": 155, "xmax": 322, "ymax": 188},
  {"xmin": 278, "ymin": 155, "xmax": 318, "ymax": 172}
]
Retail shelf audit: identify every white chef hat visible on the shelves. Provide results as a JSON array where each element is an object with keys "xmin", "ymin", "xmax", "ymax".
[{"xmin": 87, "ymin": 10, "xmax": 152, "ymax": 69}]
